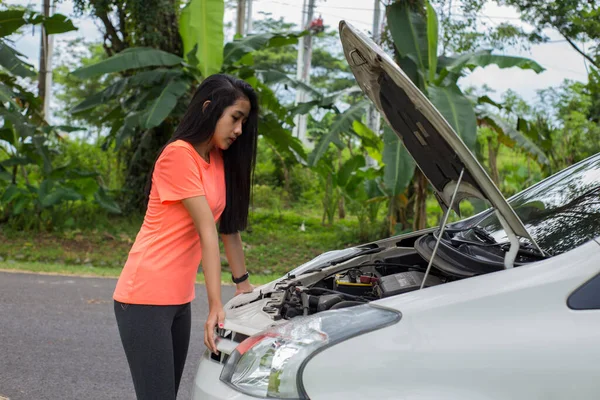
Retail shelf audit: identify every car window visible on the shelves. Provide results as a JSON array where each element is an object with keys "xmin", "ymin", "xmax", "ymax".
[
  {"xmin": 568, "ymin": 271, "xmax": 600, "ymax": 310},
  {"xmin": 477, "ymin": 154, "xmax": 600, "ymax": 255}
]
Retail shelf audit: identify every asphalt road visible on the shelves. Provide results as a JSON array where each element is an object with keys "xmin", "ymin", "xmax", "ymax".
[{"xmin": 0, "ymin": 271, "xmax": 236, "ymax": 400}]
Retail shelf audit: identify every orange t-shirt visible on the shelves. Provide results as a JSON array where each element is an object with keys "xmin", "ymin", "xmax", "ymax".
[{"xmin": 113, "ymin": 140, "xmax": 226, "ymax": 305}]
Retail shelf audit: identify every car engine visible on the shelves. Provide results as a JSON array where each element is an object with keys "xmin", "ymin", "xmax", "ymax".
[{"xmin": 259, "ymin": 250, "xmax": 447, "ymax": 321}]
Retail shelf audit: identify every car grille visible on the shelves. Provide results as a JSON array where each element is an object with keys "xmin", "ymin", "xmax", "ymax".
[{"xmin": 210, "ymin": 330, "xmax": 249, "ymax": 364}]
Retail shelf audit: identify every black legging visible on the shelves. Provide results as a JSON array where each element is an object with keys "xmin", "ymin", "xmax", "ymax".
[{"xmin": 114, "ymin": 300, "xmax": 192, "ymax": 400}]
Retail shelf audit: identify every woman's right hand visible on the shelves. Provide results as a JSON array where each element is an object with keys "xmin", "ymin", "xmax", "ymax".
[{"xmin": 204, "ymin": 304, "xmax": 225, "ymax": 354}]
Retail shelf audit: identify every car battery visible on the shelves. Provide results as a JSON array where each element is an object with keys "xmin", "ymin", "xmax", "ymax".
[{"xmin": 333, "ymin": 271, "xmax": 377, "ymax": 297}]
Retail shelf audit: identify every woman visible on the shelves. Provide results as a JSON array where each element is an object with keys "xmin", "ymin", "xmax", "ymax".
[{"xmin": 112, "ymin": 74, "xmax": 258, "ymax": 400}]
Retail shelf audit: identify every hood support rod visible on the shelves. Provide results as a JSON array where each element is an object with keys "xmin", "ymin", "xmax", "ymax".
[
  {"xmin": 421, "ymin": 168, "xmax": 465, "ymax": 290},
  {"xmin": 496, "ymin": 212, "xmax": 519, "ymax": 269}
]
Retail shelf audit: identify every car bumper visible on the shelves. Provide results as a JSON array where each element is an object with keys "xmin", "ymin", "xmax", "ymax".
[{"xmin": 192, "ymin": 350, "xmax": 256, "ymax": 400}]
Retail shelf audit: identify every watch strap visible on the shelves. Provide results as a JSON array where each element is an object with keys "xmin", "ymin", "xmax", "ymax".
[{"xmin": 232, "ymin": 272, "xmax": 249, "ymax": 284}]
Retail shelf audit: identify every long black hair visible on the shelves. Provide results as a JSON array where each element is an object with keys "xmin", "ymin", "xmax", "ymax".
[{"xmin": 146, "ymin": 74, "xmax": 259, "ymax": 234}]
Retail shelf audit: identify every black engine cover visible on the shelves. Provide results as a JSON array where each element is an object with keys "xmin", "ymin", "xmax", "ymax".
[{"xmin": 376, "ymin": 271, "xmax": 442, "ymax": 298}]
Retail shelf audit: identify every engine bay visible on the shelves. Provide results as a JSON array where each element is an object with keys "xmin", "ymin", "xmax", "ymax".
[
  {"xmin": 226, "ymin": 226, "xmax": 542, "ymax": 324},
  {"xmin": 251, "ymin": 236, "xmax": 456, "ymax": 321}
]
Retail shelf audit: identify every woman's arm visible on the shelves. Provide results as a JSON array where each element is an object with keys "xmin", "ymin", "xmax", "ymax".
[
  {"xmin": 182, "ymin": 196, "xmax": 223, "ymax": 354},
  {"xmin": 221, "ymin": 232, "xmax": 253, "ymax": 295}
]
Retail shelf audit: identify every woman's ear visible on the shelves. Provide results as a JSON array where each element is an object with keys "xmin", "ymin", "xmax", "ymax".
[{"xmin": 202, "ymin": 100, "xmax": 211, "ymax": 113}]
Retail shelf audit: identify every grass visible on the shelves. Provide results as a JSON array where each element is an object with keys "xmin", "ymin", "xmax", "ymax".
[
  {"xmin": 0, "ymin": 207, "xmax": 366, "ymax": 281},
  {"xmin": 0, "ymin": 260, "xmax": 280, "ymax": 285}
]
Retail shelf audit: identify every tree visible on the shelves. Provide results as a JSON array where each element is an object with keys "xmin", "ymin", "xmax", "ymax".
[
  {"xmin": 52, "ymin": 39, "xmax": 117, "ymax": 140},
  {"xmin": 495, "ymin": 0, "xmax": 600, "ymax": 68},
  {"xmin": 0, "ymin": 7, "xmax": 121, "ymax": 228},
  {"xmin": 429, "ymin": 0, "xmax": 545, "ymax": 55},
  {"xmin": 72, "ymin": 0, "xmax": 183, "ymax": 56},
  {"xmin": 536, "ymin": 79, "xmax": 600, "ymax": 170}
]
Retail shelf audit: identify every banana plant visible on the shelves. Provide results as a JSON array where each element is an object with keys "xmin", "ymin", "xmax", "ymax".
[
  {"xmin": 385, "ymin": 0, "xmax": 545, "ymax": 229},
  {"xmin": 473, "ymin": 95, "xmax": 549, "ymax": 185},
  {"xmin": 70, "ymin": 0, "xmax": 310, "ymax": 163},
  {"xmin": 388, "ymin": 0, "xmax": 544, "ymax": 150}
]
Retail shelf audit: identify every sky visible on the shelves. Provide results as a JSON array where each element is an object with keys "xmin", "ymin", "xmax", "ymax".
[{"xmin": 10, "ymin": 0, "xmax": 591, "ymax": 120}]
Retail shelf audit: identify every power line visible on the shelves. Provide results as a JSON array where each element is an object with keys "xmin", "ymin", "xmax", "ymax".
[
  {"xmin": 450, "ymin": 12, "xmax": 526, "ymax": 21},
  {"xmin": 261, "ymin": 1, "xmax": 525, "ymax": 21},
  {"xmin": 258, "ymin": 0, "xmax": 373, "ymax": 27},
  {"xmin": 314, "ymin": 4, "xmax": 377, "ymax": 11},
  {"xmin": 254, "ymin": 0, "xmax": 587, "ymax": 76},
  {"xmin": 582, "ymin": 41, "xmax": 590, "ymax": 76},
  {"xmin": 317, "ymin": 11, "xmax": 372, "ymax": 27}
]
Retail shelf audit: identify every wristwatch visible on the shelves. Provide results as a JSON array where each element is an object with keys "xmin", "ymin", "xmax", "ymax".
[{"xmin": 232, "ymin": 271, "xmax": 249, "ymax": 284}]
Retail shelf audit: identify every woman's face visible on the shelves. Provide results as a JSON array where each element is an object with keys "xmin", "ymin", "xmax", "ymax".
[{"xmin": 211, "ymin": 97, "xmax": 251, "ymax": 151}]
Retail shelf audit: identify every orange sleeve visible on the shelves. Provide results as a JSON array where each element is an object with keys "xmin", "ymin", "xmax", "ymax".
[{"xmin": 153, "ymin": 145, "xmax": 205, "ymax": 204}]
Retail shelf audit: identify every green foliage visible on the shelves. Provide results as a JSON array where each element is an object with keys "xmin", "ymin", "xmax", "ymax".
[
  {"xmin": 382, "ymin": 125, "xmax": 416, "ymax": 197},
  {"xmin": 0, "ymin": 208, "xmax": 366, "ymax": 276},
  {"xmin": 383, "ymin": 0, "xmax": 547, "ymax": 231},
  {"xmin": 179, "ymin": 0, "xmax": 225, "ymax": 77},
  {"xmin": 426, "ymin": 1, "xmax": 439, "ymax": 82},
  {"xmin": 67, "ymin": 2, "xmax": 317, "ymax": 212},
  {"xmin": 444, "ymin": 50, "xmax": 544, "ymax": 75},
  {"xmin": 0, "ymin": 5, "xmax": 121, "ymax": 228},
  {"xmin": 537, "ymin": 79, "xmax": 600, "ymax": 170},
  {"xmin": 427, "ymin": 85, "xmax": 478, "ymax": 149},
  {"xmin": 496, "ymin": 0, "xmax": 600, "ymax": 68},
  {"xmin": 72, "ymin": 0, "xmax": 183, "ymax": 55},
  {"xmin": 430, "ymin": 0, "xmax": 545, "ymax": 54},
  {"xmin": 53, "ymin": 40, "xmax": 117, "ymax": 137},
  {"xmin": 69, "ymin": 20, "xmax": 308, "ymax": 161},
  {"xmin": 388, "ymin": 1, "xmax": 429, "ymax": 73},
  {"xmin": 252, "ymin": 184, "xmax": 284, "ymax": 213},
  {"xmin": 71, "ymin": 47, "xmax": 184, "ymax": 79},
  {"xmin": 308, "ymin": 100, "xmax": 370, "ymax": 166},
  {"xmin": 0, "ymin": 8, "xmax": 77, "ymax": 37},
  {"xmin": 426, "ymin": 196, "xmax": 477, "ymax": 228}
]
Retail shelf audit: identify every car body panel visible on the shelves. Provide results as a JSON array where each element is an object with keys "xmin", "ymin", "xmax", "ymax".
[
  {"xmin": 301, "ymin": 239, "xmax": 600, "ymax": 399},
  {"xmin": 192, "ymin": 351, "xmax": 254, "ymax": 400}
]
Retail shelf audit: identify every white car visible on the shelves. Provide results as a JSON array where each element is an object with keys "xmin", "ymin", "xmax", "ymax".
[{"xmin": 192, "ymin": 21, "xmax": 600, "ymax": 400}]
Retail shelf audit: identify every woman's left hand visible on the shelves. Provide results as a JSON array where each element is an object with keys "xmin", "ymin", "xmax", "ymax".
[{"xmin": 235, "ymin": 280, "xmax": 254, "ymax": 296}]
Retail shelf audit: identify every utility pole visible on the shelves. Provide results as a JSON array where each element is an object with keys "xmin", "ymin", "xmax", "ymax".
[
  {"xmin": 365, "ymin": 0, "xmax": 382, "ymax": 166},
  {"xmin": 38, "ymin": 0, "xmax": 53, "ymax": 119},
  {"xmin": 293, "ymin": 0, "xmax": 316, "ymax": 148},
  {"xmin": 245, "ymin": 0, "xmax": 253, "ymax": 34},
  {"xmin": 236, "ymin": 0, "xmax": 246, "ymax": 36}
]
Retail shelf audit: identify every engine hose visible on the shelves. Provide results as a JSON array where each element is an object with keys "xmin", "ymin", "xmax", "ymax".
[
  {"xmin": 307, "ymin": 287, "xmax": 369, "ymax": 301},
  {"xmin": 301, "ymin": 293, "xmax": 310, "ymax": 316},
  {"xmin": 330, "ymin": 301, "xmax": 365, "ymax": 310}
]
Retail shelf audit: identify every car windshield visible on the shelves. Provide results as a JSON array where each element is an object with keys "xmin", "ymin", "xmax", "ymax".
[{"xmin": 473, "ymin": 153, "xmax": 600, "ymax": 256}]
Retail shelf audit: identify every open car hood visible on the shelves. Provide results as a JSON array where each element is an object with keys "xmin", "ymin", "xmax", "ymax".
[{"xmin": 339, "ymin": 21, "xmax": 537, "ymax": 243}]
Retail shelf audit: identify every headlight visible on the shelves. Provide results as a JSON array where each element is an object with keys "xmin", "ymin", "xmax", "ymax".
[{"xmin": 220, "ymin": 304, "xmax": 400, "ymax": 399}]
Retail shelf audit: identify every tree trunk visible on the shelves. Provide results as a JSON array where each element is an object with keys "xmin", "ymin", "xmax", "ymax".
[
  {"xmin": 487, "ymin": 137, "xmax": 500, "ymax": 185},
  {"xmin": 402, "ymin": 174, "xmax": 416, "ymax": 231},
  {"xmin": 337, "ymin": 149, "xmax": 345, "ymax": 219},
  {"xmin": 413, "ymin": 169, "xmax": 428, "ymax": 231},
  {"xmin": 338, "ymin": 196, "xmax": 345, "ymax": 219}
]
